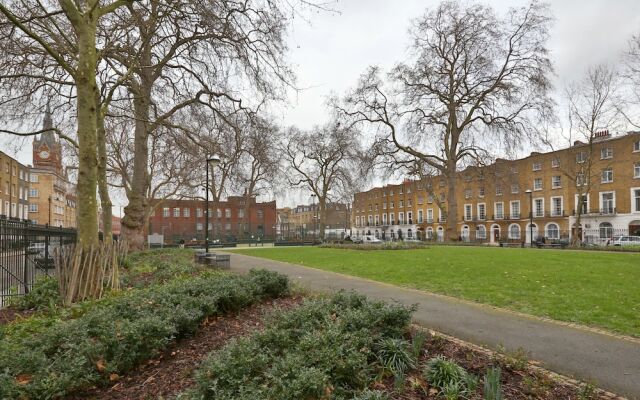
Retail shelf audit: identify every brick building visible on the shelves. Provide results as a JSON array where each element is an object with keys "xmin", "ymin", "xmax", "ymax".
[
  {"xmin": 28, "ymin": 107, "xmax": 77, "ymax": 228},
  {"xmin": 148, "ymin": 196, "xmax": 277, "ymax": 244},
  {"xmin": 352, "ymin": 131, "xmax": 640, "ymax": 245},
  {"xmin": 0, "ymin": 151, "xmax": 30, "ymax": 220},
  {"xmin": 284, "ymin": 202, "xmax": 350, "ymax": 239}
]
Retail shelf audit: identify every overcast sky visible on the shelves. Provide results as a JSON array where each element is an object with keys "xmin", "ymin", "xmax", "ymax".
[{"xmin": 5, "ymin": 0, "xmax": 640, "ymax": 210}]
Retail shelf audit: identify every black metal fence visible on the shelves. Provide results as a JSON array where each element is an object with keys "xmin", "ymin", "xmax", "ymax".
[{"xmin": 0, "ymin": 218, "xmax": 76, "ymax": 307}]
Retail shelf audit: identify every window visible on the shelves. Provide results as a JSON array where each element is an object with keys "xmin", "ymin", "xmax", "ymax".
[
  {"xmin": 511, "ymin": 184, "xmax": 519, "ymax": 194},
  {"xmin": 29, "ymin": 204, "xmax": 38, "ymax": 212},
  {"xmin": 399, "ymin": 187, "xmax": 403, "ymax": 194},
  {"xmin": 418, "ymin": 210, "xmax": 423, "ymax": 223},
  {"xmin": 417, "ymin": 196, "xmax": 424, "ymax": 205},
  {"xmin": 225, "ymin": 208, "xmax": 231, "ymax": 218},
  {"xmin": 552, "ymin": 175, "xmax": 561, "ymax": 189},
  {"xmin": 464, "ymin": 189, "xmax": 472, "ymax": 199},
  {"xmin": 532, "ymin": 162, "xmax": 542, "ymax": 171},
  {"xmin": 477, "ymin": 225, "xmax": 486, "ymax": 239},
  {"xmin": 551, "ymin": 158, "xmax": 560, "ymax": 168},
  {"xmin": 374, "ymin": 215, "xmax": 379, "ymax": 226},
  {"xmin": 600, "ymin": 192, "xmax": 615, "ymax": 214},
  {"xmin": 576, "ymin": 194, "xmax": 588, "ymax": 214},
  {"xmin": 30, "ymin": 174, "xmax": 38, "ymax": 183},
  {"xmin": 600, "ymin": 147, "xmax": 613, "ymax": 159},
  {"xmin": 238, "ymin": 209, "xmax": 245, "ymax": 218},
  {"xmin": 382, "ymin": 213, "xmax": 388, "ymax": 225},
  {"xmin": 477, "ymin": 203, "xmax": 486, "ymax": 220},
  {"xmin": 196, "ymin": 208, "xmax": 203, "ymax": 217},
  {"xmin": 464, "ymin": 204, "xmax": 472, "ymax": 221},
  {"xmin": 173, "ymin": 207, "xmax": 180, "ymax": 217},
  {"xmin": 368, "ymin": 215, "xmax": 373, "ymax": 225},
  {"xmin": 427, "ymin": 209, "xmax": 433, "ymax": 223},
  {"xmin": 399, "ymin": 200, "xmax": 404, "ymax": 208},
  {"xmin": 509, "ymin": 224, "xmax": 521, "ymax": 239},
  {"xmin": 390, "ymin": 201, "xmax": 395, "ymax": 209},
  {"xmin": 399, "ymin": 212, "xmax": 405, "ymax": 224},
  {"xmin": 601, "ymin": 168, "xmax": 613, "ymax": 183},
  {"xmin": 216, "ymin": 208, "xmax": 221, "ymax": 218},
  {"xmin": 163, "ymin": 208, "xmax": 170, "ymax": 217},
  {"xmin": 407, "ymin": 211, "xmax": 413, "ymax": 224},
  {"xmin": 407, "ymin": 199, "xmax": 412, "ymax": 208},
  {"xmin": 427, "ymin": 195, "xmax": 434, "ymax": 204},
  {"xmin": 383, "ymin": 203, "xmax": 387, "ymax": 210},
  {"xmin": 183, "ymin": 208, "xmax": 190, "ymax": 217},
  {"xmin": 426, "ymin": 227, "xmax": 434, "ymax": 239},
  {"xmin": 479, "ymin": 187, "xmax": 485, "ymax": 197},
  {"xmin": 196, "ymin": 223, "xmax": 203, "ymax": 231},
  {"xmin": 534, "ymin": 198, "xmax": 544, "ymax": 217},
  {"xmin": 494, "ymin": 202, "xmax": 504, "ymax": 219},
  {"xmin": 551, "ymin": 197, "xmax": 563, "ymax": 216},
  {"xmin": 390, "ymin": 213, "xmax": 395, "ymax": 224},
  {"xmin": 546, "ymin": 223, "xmax": 560, "ymax": 239},
  {"xmin": 576, "ymin": 173, "xmax": 586, "ymax": 186},
  {"xmin": 225, "ymin": 223, "xmax": 231, "ymax": 231},
  {"xmin": 374, "ymin": 204, "xmax": 378, "ymax": 211},
  {"xmin": 576, "ymin": 151, "xmax": 587, "ymax": 163},
  {"xmin": 495, "ymin": 185, "xmax": 503, "ymax": 196},
  {"xmin": 29, "ymin": 188, "xmax": 38, "ymax": 198},
  {"xmin": 635, "ymin": 140, "xmax": 640, "ymax": 152},
  {"xmin": 510, "ymin": 201, "xmax": 520, "ymax": 219},
  {"xmin": 533, "ymin": 178, "xmax": 542, "ymax": 191},
  {"xmin": 635, "ymin": 163, "xmax": 640, "ymax": 178},
  {"xmin": 368, "ymin": 204, "xmax": 372, "ymax": 211},
  {"xmin": 632, "ymin": 188, "xmax": 640, "ymax": 213},
  {"xmin": 599, "ymin": 222, "xmax": 613, "ymax": 239}
]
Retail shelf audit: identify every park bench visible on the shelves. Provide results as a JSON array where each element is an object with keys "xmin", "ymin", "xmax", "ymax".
[
  {"xmin": 499, "ymin": 242, "xmax": 524, "ymax": 248},
  {"xmin": 536, "ymin": 242, "xmax": 567, "ymax": 249}
]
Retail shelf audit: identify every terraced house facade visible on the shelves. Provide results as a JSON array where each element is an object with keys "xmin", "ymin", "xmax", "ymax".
[{"xmin": 352, "ymin": 131, "xmax": 640, "ymax": 244}]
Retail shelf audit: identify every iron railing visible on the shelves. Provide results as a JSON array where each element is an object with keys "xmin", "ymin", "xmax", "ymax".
[{"xmin": 0, "ymin": 217, "xmax": 76, "ymax": 307}]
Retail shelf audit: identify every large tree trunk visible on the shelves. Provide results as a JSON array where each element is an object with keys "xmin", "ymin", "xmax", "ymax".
[
  {"xmin": 445, "ymin": 167, "xmax": 458, "ymax": 241},
  {"xmin": 318, "ymin": 197, "xmax": 327, "ymax": 240},
  {"xmin": 75, "ymin": 20, "xmax": 99, "ymax": 248},
  {"xmin": 121, "ymin": 82, "xmax": 151, "ymax": 250}
]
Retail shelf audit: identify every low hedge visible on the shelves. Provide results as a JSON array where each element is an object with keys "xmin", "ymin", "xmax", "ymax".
[
  {"xmin": 180, "ymin": 292, "xmax": 414, "ymax": 400},
  {"xmin": 0, "ymin": 269, "xmax": 289, "ymax": 399},
  {"xmin": 320, "ymin": 242, "xmax": 429, "ymax": 251}
]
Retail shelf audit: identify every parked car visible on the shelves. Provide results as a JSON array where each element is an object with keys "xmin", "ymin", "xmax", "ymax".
[
  {"xmin": 611, "ymin": 235, "xmax": 640, "ymax": 246},
  {"xmin": 403, "ymin": 238, "xmax": 422, "ymax": 243},
  {"xmin": 350, "ymin": 236, "xmax": 363, "ymax": 244},
  {"xmin": 362, "ymin": 235, "xmax": 383, "ymax": 244}
]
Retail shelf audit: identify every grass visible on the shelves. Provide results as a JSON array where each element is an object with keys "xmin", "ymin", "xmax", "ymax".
[{"xmin": 230, "ymin": 246, "xmax": 640, "ymax": 337}]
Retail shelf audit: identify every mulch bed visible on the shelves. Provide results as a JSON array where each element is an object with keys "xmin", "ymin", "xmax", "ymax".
[
  {"xmin": 375, "ymin": 328, "xmax": 613, "ymax": 399},
  {"xmin": 0, "ymin": 306, "xmax": 35, "ymax": 325},
  {"xmin": 68, "ymin": 295, "xmax": 304, "ymax": 400}
]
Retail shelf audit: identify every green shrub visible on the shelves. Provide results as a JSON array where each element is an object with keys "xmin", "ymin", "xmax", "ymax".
[
  {"xmin": 483, "ymin": 367, "xmax": 502, "ymax": 400},
  {"xmin": 352, "ymin": 389, "xmax": 390, "ymax": 400},
  {"xmin": 180, "ymin": 292, "xmax": 413, "ymax": 400},
  {"xmin": 0, "ymin": 269, "xmax": 289, "ymax": 399},
  {"xmin": 425, "ymin": 356, "xmax": 475, "ymax": 395},
  {"xmin": 376, "ymin": 337, "xmax": 415, "ymax": 377},
  {"xmin": 11, "ymin": 275, "xmax": 61, "ymax": 311}
]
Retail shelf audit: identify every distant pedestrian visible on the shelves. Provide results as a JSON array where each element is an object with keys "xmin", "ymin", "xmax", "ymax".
[{"xmin": 179, "ymin": 238, "xmax": 185, "ymax": 249}]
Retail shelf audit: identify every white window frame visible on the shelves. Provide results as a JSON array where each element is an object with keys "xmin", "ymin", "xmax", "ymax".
[
  {"xmin": 464, "ymin": 189, "xmax": 472, "ymax": 199},
  {"xmin": 634, "ymin": 163, "xmax": 640, "ymax": 179},
  {"xmin": 398, "ymin": 212, "xmax": 405, "ymax": 224},
  {"xmin": 183, "ymin": 208, "xmax": 190, "ymax": 217},
  {"xmin": 383, "ymin": 213, "xmax": 388, "ymax": 225},
  {"xmin": 599, "ymin": 191, "xmax": 616, "ymax": 214},
  {"xmin": 464, "ymin": 204, "xmax": 472, "ymax": 221},
  {"xmin": 545, "ymin": 223, "xmax": 560, "ymax": 240},
  {"xmin": 427, "ymin": 209, "xmax": 434, "ymax": 223},
  {"xmin": 508, "ymin": 223, "xmax": 521, "ymax": 239},
  {"xmin": 634, "ymin": 140, "xmax": 640, "ymax": 152},
  {"xmin": 477, "ymin": 225, "xmax": 487, "ymax": 239},
  {"xmin": 173, "ymin": 207, "xmax": 180, "ymax": 217},
  {"xmin": 551, "ymin": 175, "xmax": 561, "ymax": 189},
  {"xmin": 574, "ymin": 193, "xmax": 590, "ymax": 214},
  {"xmin": 418, "ymin": 209, "xmax": 423, "ymax": 223},
  {"xmin": 510, "ymin": 200, "xmax": 520, "ymax": 219},
  {"xmin": 601, "ymin": 168, "xmax": 613, "ymax": 183},
  {"xmin": 631, "ymin": 187, "xmax": 640, "ymax": 213},
  {"xmin": 532, "ymin": 161, "xmax": 542, "ymax": 171},
  {"xmin": 477, "ymin": 203, "xmax": 486, "ymax": 220},
  {"xmin": 494, "ymin": 202, "xmax": 504, "ymax": 219},
  {"xmin": 533, "ymin": 198, "xmax": 544, "ymax": 218},
  {"xmin": 533, "ymin": 178, "xmax": 543, "ymax": 191},
  {"xmin": 551, "ymin": 157, "xmax": 560, "ymax": 168},
  {"xmin": 374, "ymin": 215, "xmax": 380, "ymax": 226},
  {"xmin": 600, "ymin": 147, "xmax": 613, "ymax": 160},
  {"xmin": 163, "ymin": 208, "xmax": 170, "ymax": 217},
  {"xmin": 550, "ymin": 196, "xmax": 563, "ymax": 216},
  {"xmin": 511, "ymin": 184, "xmax": 519, "ymax": 194},
  {"xmin": 389, "ymin": 213, "xmax": 395, "ymax": 225}
]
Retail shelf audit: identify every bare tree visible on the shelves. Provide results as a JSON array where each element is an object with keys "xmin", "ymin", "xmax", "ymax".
[
  {"xmin": 340, "ymin": 1, "xmax": 553, "ymax": 240},
  {"xmin": 0, "ymin": 0, "xmax": 135, "ymax": 247},
  {"xmin": 283, "ymin": 121, "xmax": 363, "ymax": 239},
  {"xmin": 620, "ymin": 33, "xmax": 640, "ymax": 128},
  {"xmin": 560, "ymin": 65, "xmax": 620, "ymax": 245}
]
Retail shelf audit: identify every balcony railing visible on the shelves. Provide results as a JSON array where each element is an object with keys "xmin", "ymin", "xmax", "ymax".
[
  {"xmin": 571, "ymin": 208, "xmax": 617, "ymax": 216},
  {"xmin": 508, "ymin": 213, "xmax": 521, "ymax": 220},
  {"xmin": 546, "ymin": 210, "xmax": 567, "ymax": 218}
]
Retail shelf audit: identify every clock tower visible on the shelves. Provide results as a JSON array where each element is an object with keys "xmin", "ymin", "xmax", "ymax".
[{"xmin": 33, "ymin": 104, "xmax": 63, "ymax": 175}]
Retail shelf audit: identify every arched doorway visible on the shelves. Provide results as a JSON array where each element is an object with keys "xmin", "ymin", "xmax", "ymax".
[
  {"xmin": 461, "ymin": 225, "xmax": 470, "ymax": 242},
  {"xmin": 437, "ymin": 226, "xmax": 444, "ymax": 242},
  {"xmin": 526, "ymin": 223, "xmax": 538, "ymax": 244},
  {"xmin": 490, "ymin": 224, "xmax": 501, "ymax": 244}
]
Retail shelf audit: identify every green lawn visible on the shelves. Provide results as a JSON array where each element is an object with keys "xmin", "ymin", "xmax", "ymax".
[{"xmin": 230, "ymin": 246, "xmax": 640, "ymax": 337}]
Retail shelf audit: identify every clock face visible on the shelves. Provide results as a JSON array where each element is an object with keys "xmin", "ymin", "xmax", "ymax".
[{"xmin": 39, "ymin": 150, "xmax": 50, "ymax": 159}]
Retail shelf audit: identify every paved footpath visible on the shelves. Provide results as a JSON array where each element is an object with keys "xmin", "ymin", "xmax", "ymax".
[{"xmin": 226, "ymin": 251, "xmax": 640, "ymax": 399}]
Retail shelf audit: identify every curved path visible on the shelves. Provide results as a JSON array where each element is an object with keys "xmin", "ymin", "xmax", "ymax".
[{"xmin": 226, "ymin": 250, "xmax": 639, "ymax": 399}]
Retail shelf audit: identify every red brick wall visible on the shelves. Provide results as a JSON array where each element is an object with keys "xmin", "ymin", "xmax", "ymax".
[{"xmin": 147, "ymin": 197, "xmax": 276, "ymax": 243}]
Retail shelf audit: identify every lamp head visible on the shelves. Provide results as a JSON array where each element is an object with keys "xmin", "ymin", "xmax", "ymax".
[
  {"xmin": 525, "ymin": 189, "xmax": 532, "ymax": 194},
  {"xmin": 207, "ymin": 155, "xmax": 221, "ymax": 166}
]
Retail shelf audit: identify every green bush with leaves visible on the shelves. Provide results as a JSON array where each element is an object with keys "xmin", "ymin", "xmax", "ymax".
[
  {"xmin": 425, "ymin": 356, "xmax": 478, "ymax": 398},
  {"xmin": 179, "ymin": 292, "xmax": 414, "ymax": 400},
  {"xmin": 0, "ymin": 269, "xmax": 289, "ymax": 399},
  {"xmin": 483, "ymin": 367, "xmax": 503, "ymax": 400},
  {"xmin": 11, "ymin": 275, "xmax": 61, "ymax": 311}
]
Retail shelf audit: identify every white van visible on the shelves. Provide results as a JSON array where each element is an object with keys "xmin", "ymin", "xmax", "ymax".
[{"xmin": 362, "ymin": 235, "xmax": 383, "ymax": 244}]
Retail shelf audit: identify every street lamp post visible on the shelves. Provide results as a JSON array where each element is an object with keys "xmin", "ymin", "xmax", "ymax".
[
  {"xmin": 525, "ymin": 189, "xmax": 533, "ymax": 247},
  {"xmin": 205, "ymin": 155, "xmax": 220, "ymax": 253}
]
